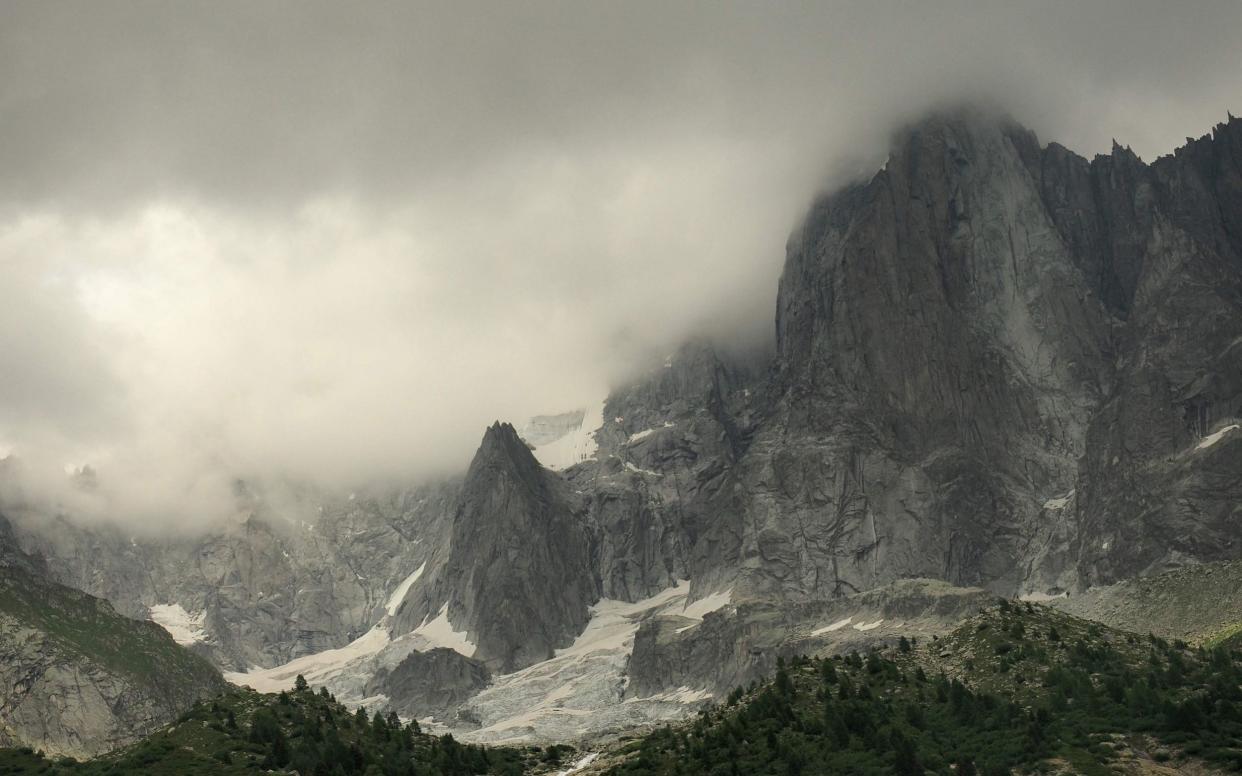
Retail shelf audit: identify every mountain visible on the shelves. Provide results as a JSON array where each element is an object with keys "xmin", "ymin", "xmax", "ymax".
[
  {"xmin": 395, "ymin": 421, "xmax": 597, "ymax": 673},
  {"xmin": 4, "ymin": 108, "xmax": 1241, "ymax": 748},
  {"xmin": 0, "ymin": 513, "xmax": 227, "ymax": 758},
  {"xmin": 5, "ymin": 480, "xmax": 459, "ymax": 670},
  {"xmin": 750, "ymin": 109, "xmax": 1242, "ymax": 600}
]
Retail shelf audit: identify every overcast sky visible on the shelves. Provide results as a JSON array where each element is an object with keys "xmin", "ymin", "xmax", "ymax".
[{"xmin": 1, "ymin": 1, "xmax": 1239, "ymax": 528}]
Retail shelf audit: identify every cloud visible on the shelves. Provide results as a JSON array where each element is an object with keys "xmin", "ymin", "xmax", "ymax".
[{"xmin": 0, "ymin": 0, "xmax": 1239, "ymax": 529}]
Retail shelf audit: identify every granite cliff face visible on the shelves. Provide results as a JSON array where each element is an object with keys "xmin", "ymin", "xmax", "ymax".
[
  {"xmin": 661, "ymin": 110, "xmax": 1242, "ymax": 606},
  {"xmin": 0, "ymin": 514, "xmax": 226, "ymax": 758},
  {"xmin": 741, "ymin": 114, "xmax": 1113, "ymax": 599}
]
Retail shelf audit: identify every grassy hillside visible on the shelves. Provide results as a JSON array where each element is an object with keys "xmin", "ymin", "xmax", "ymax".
[
  {"xmin": 0, "ymin": 547, "xmax": 229, "ymax": 758},
  {"xmin": 607, "ymin": 600, "xmax": 1242, "ymax": 775},
  {"xmin": 0, "ymin": 566, "xmax": 224, "ymax": 701},
  {"xmin": 0, "ymin": 681, "xmax": 578, "ymax": 775}
]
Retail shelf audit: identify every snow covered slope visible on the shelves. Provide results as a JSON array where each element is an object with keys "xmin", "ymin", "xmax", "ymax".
[{"xmin": 523, "ymin": 401, "xmax": 605, "ymax": 470}]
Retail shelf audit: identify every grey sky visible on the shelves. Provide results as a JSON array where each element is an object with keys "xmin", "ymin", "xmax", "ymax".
[{"xmin": 1, "ymin": 1, "xmax": 1239, "ymax": 527}]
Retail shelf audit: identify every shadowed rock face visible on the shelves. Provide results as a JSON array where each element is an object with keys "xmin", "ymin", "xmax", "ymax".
[
  {"xmin": 746, "ymin": 113, "xmax": 1112, "ymax": 599},
  {"xmin": 1034, "ymin": 123, "xmax": 1242, "ymax": 586},
  {"xmin": 420, "ymin": 422, "xmax": 597, "ymax": 673},
  {"xmin": 367, "ymin": 647, "xmax": 490, "ymax": 721},
  {"xmin": 732, "ymin": 110, "xmax": 1242, "ymax": 599}
]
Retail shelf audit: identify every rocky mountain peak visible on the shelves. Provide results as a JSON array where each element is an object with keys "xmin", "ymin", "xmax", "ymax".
[
  {"xmin": 401, "ymin": 422, "xmax": 599, "ymax": 674},
  {"xmin": 471, "ymin": 420, "xmax": 546, "ymax": 490}
]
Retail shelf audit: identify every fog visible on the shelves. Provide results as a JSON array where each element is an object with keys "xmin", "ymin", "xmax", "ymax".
[{"xmin": 1, "ymin": 1, "xmax": 1239, "ymax": 529}]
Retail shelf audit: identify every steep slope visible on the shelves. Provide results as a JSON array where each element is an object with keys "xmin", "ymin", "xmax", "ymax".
[
  {"xmin": 395, "ymin": 423, "xmax": 597, "ymax": 673},
  {"xmin": 730, "ymin": 109, "xmax": 1242, "ymax": 601},
  {"xmin": 576, "ymin": 342, "xmax": 768, "ymax": 604},
  {"xmin": 1033, "ymin": 126, "xmax": 1242, "ymax": 586},
  {"xmin": 0, "ymin": 514, "xmax": 227, "ymax": 758}
]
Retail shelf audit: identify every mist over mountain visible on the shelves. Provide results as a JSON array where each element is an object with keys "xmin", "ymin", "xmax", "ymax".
[
  {"xmin": 2, "ymin": 1, "xmax": 1242, "ymax": 530},
  {"xmin": 5, "ymin": 4, "xmax": 1242, "ymax": 771}
]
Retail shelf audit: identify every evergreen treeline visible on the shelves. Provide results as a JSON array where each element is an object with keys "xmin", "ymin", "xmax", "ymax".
[
  {"xmin": 8, "ymin": 602, "xmax": 1242, "ymax": 775},
  {"xmin": 0, "ymin": 677, "xmax": 533, "ymax": 775},
  {"xmin": 611, "ymin": 602, "xmax": 1242, "ymax": 775}
]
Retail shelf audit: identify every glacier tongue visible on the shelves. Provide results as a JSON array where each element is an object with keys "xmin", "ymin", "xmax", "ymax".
[
  {"xmin": 452, "ymin": 581, "xmax": 720, "ymax": 744},
  {"xmin": 222, "ymin": 579, "xmax": 729, "ymax": 744},
  {"xmin": 223, "ymin": 625, "xmax": 392, "ymax": 697}
]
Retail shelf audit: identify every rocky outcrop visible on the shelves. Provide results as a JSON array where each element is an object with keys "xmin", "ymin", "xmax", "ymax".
[
  {"xmin": 398, "ymin": 423, "xmax": 597, "ymax": 673},
  {"xmin": 368, "ymin": 648, "xmax": 490, "ymax": 721},
  {"xmin": 1052, "ymin": 560, "xmax": 1242, "ymax": 645},
  {"xmin": 0, "ymin": 514, "xmax": 227, "ymax": 758},
  {"xmin": 742, "ymin": 111, "xmax": 1111, "ymax": 600},
  {"xmin": 1035, "ymin": 126, "xmax": 1242, "ymax": 586},
  {"xmin": 574, "ymin": 342, "xmax": 768, "ymax": 604},
  {"xmin": 628, "ymin": 579, "xmax": 993, "ymax": 699}
]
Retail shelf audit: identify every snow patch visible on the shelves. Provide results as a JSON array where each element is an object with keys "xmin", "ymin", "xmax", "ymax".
[
  {"xmin": 225, "ymin": 626, "xmax": 390, "ymax": 694},
  {"xmin": 682, "ymin": 589, "xmax": 732, "ymax": 620},
  {"xmin": 556, "ymin": 583, "xmax": 688, "ymax": 659},
  {"xmin": 853, "ymin": 619, "xmax": 883, "ymax": 631},
  {"xmin": 631, "ymin": 686, "xmax": 712, "ymax": 704},
  {"xmin": 412, "ymin": 602, "xmax": 477, "ymax": 658},
  {"xmin": 1197, "ymin": 424, "xmax": 1240, "ymax": 450},
  {"xmin": 556, "ymin": 752, "xmax": 600, "ymax": 775},
  {"xmin": 675, "ymin": 589, "xmax": 733, "ymax": 633},
  {"xmin": 148, "ymin": 603, "xmax": 207, "ymax": 646},
  {"xmin": 811, "ymin": 617, "xmax": 853, "ymax": 636},
  {"xmin": 385, "ymin": 562, "xmax": 426, "ymax": 616},
  {"xmin": 456, "ymin": 581, "xmax": 715, "ymax": 744},
  {"xmin": 624, "ymin": 461, "xmax": 662, "ymax": 477},
  {"xmin": 629, "ymin": 428, "xmax": 656, "ymax": 442},
  {"xmin": 528, "ymin": 400, "xmax": 606, "ymax": 470},
  {"xmin": 1043, "ymin": 490, "xmax": 1074, "ymax": 511}
]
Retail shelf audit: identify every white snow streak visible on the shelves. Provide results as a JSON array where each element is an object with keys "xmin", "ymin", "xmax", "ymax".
[
  {"xmin": 811, "ymin": 617, "xmax": 853, "ymax": 636},
  {"xmin": 224, "ymin": 626, "xmax": 390, "ymax": 693},
  {"xmin": 675, "ymin": 589, "xmax": 733, "ymax": 632},
  {"xmin": 412, "ymin": 602, "xmax": 477, "ymax": 657},
  {"xmin": 1043, "ymin": 489, "xmax": 1074, "ymax": 510},
  {"xmin": 385, "ymin": 562, "xmax": 426, "ymax": 615},
  {"xmin": 556, "ymin": 753, "xmax": 600, "ymax": 775},
  {"xmin": 148, "ymin": 603, "xmax": 207, "ymax": 646},
  {"xmin": 1197, "ymin": 424, "xmax": 1239, "ymax": 450},
  {"xmin": 623, "ymin": 461, "xmax": 662, "ymax": 477}
]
